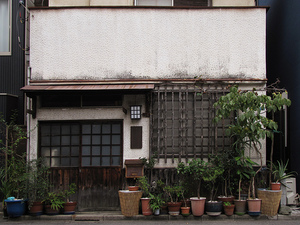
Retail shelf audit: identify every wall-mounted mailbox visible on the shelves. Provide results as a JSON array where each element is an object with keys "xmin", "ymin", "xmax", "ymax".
[{"xmin": 125, "ymin": 159, "xmax": 144, "ymax": 178}]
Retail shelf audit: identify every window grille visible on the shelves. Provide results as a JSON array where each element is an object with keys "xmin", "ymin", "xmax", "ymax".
[{"xmin": 150, "ymin": 83, "xmax": 232, "ymax": 163}]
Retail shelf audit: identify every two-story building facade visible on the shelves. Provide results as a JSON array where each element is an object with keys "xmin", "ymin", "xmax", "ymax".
[{"xmin": 22, "ymin": 0, "xmax": 267, "ymax": 210}]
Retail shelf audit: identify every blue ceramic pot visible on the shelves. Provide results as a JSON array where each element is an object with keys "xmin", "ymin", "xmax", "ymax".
[
  {"xmin": 205, "ymin": 201, "xmax": 223, "ymax": 216},
  {"xmin": 4, "ymin": 199, "xmax": 27, "ymax": 217}
]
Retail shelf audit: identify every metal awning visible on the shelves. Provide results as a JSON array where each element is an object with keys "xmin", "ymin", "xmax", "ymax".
[{"xmin": 21, "ymin": 84, "xmax": 154, "ymax": 92}]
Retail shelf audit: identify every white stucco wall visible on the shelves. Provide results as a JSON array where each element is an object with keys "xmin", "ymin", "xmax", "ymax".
[
  {"xmin": 28, "ymin": 94, "xmax": 150, "ymax": 165},
  {"xmin": 29, "ymin": 7, "xmax": 266, "ymax": 81}
]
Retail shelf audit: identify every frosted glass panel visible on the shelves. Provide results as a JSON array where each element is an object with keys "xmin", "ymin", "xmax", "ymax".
[
  {"xmin": 41, "ymin": 125, "xmax": 51, "ymax": 135},
  {"xmin": 102, "ymin": 135, "xmax": 110, "ymax": 144},
  {"xmin": 51, "ymin": 158, "xmax": 60, "ymax": 167},
  {"xmin": 61, "ymin": 147, "xmax": 70, "ymax": 156},
  {"xmin": 92, "ymin": 125, "xmax": 101, "ymax": 134},
  {"xmin": 102, "ymin": 146, "xmax": 110, "ymax": 155},
  {"xmin": 102, "ymin": 157, "xmax": 110, "ymax": 166},
  {"xmin": 52, "ymin": 125, "xmax": 60, "ymax": 135},
  {"xmin": 82, "ymin": 146, "xmax": 90, "ymax": 155},
  {"xmin": 41, "ymin": 137, "xmax": 50, "ymax": 145},
  {"xmin": 71, "ymin": 157, "xmax": 79, "ymax": 166},
  {"xmin": 112, "ymin": 135, "xmax": 120, "ymax": 144},
  {"xmin": 71, "ymin": 147, "xmax": 79, "ymax": 156},
  {"xmin": 112, "ymin": 146, "xmax": 120, "ymax": 155},
  {"xmin": 62, "ymin": 125, "xmax": 70, "ymax": 134},
  {"xmin": 44, "ymin": 158, "xmax": 50, "ymax": 167},
  {"xmin": 52, "ymin": 148, "xmax": 60, "ymax": 156},
  {"xmin": 112, "ymin": 124, "xmax": 120, "ymax": 133},
  {"xmin": 71, "ymin": 136, "xmax": 79, "ymax": 145},
  {"xmin": 92, "ymin": 146, "xmax": 100, "ymax": 155},
  {"xmin": 102, "ymin": 124, "xmax": 111, "ymax": 134},
  {"xmin": 82, "ymin": 157, "xmax": 90, "ymax": 166},
  {"xmin": 82, "ymin": 135, "xmax": 91, "ymax": 145},
  {"xmin": 136, "ymin": 0, "xmax": 172, "ymax": 6},
  {"xmin": 41, "ymin": 147, "xmax": 50, "ymax": 157},
  {"xmin": 71, "ymin": 125, "xmax": 80, "ymax": 134},
  {"xmin": 92, "ymin": 157, "xmax": 100, "ymax": 166},
  {"xmin": 62, "ymin": 136, "xmax": 70, "ymax": 145},
  {"xmin": 92, "ymin": 135, "xmax": 100, "ymax": 145},
  {"xmin": 112, "ymin": 157, "xmax": 120, "ymax": 166},
  {"xmin": 61, "ymin": 158, "xmax": 69, "ymax": 166},
  {"xmin": 82, "ymin": 124, "xmax": 91, "ymax": 134},
  {"xmin": 52, "ymin": 136, "xmax": 60, "ymax": 145}
]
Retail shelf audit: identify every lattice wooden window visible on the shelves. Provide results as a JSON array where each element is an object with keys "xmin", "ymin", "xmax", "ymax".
[{"xmin": 150, "ymin": 83, "xmax": 232, "ymax": 163}]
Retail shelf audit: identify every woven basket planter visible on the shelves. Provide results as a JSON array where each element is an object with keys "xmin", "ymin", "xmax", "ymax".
[
  {"xmin": 257, "ymin": 189, "xmax": 282, "ymax": 216},
  {"xmin": 118, "ymin": 190, "xmax": 142, "ymax": 217}
]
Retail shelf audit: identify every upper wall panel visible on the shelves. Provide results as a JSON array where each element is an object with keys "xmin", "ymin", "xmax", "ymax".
[{"xmin": 29, "ymin": 7, "xmax": 266, "ymax": 80}]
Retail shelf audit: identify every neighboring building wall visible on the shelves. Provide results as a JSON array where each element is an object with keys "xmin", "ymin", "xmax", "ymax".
[
  {"xmin": 30, "ymin": 8, "xmax": 266, "ymax": 81},
  {"xmin": 0, "ymin": 0, "xmax": 25, "ymax": 124},
  {"xmin": 258, "ymin": 0, "xmax": 300, "ymax": 192}
]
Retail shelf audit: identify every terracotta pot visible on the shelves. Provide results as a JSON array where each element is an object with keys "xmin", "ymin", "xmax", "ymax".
[
  {"xmin": 141, "ymin": 198, "xmax": 153, "ymax": 216},
  {"xmin": 44, "ymin": 204, "xmax": 60, "ymax": 215},
  {"xmin": 223, "ymin": 204, "xmax": 235, "ymax": 216},
  {"xmin": 128, "ymin": 186, "xmax": 139, "ymax": 191},
  {"xmin": 181, "ymin": 206, "xmax": 190, "ymax": 216},
  {"xmin": 63, "ymin": 202, "xmax": 77, "ymax": 214},
  {"xmin": 205, "ymin": 201, "xmax": 222, "ymax": 217},
  {"xmin": 271, "ymin": 182, "xmax": 281, "ymax": 190},
  {"xmin": 247, "ymin": 199, "xmax": 261, "ymax": 213},
  {"xmin": 234, "ymin": 199, "xmax": 247, "ymax": 215},
  {"xmin": 167, "ymin": 202, "xmax": 182, "ymax": 216},
  {"xmin": 190, "ymin": 197, "xmax": 206, "ymax": 216},
  {"xmin": 29, "ymin": 201, "xmax": 43, "ymax": 216}
]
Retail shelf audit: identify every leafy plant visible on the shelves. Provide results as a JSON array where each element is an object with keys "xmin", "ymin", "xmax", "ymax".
[
  {"xmin": 163, "ymin": 184, "xmax": 183, "ymax": 203},
  {"xmin": 203, "ymin": 157, "xmax": 224, "ymax": 201},
  {"xmin": 272, "ymin": 160, "xmax": 297, "ymax": 184},
  {"xmin": 137, "ymin": 176, "xmax": 150, "ymax": 197},
  {"xmin": 27, "ymin": 158, "xmax": 51, "ymax": 206},
  {"xmin": 223, "ymin": 201, "xmax": 232, "ymax": 206},
  {"xmin": 43, "ymin": 192, "xmax": 65, "ymax": 210},
  {"xmin": 149, "ymin": 193, "xmax": 165, "ymax": 211},
  {"xmin": 177, "ymin": 159, "xmax": 206, "ymax": 199},
  {"xmin": 213, "ymin": 85, "xmax": 291, "ymax": 199},
  {"xmin": 62, "ymin": 183, "xmax": 77, "ymax": 203}
]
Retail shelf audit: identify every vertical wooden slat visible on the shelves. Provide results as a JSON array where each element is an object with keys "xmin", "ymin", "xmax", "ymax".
[
  {"xmin": 208, "ymin": 85, "xmax": 211, "ymax": 155},
  {"xmin": 201, "ymin": 84, "xmax": 204, "ymax": 159},
  {"xmin": 172, "ymin": 86, "xmax": 175, "ymax": 163},
  {"xmin": 164, "ymin": 86, "xmax": 168, "ymax": 163},
  {"xmin": 185, "ymin": 88, "xmax": 189, "ymax": 162},
  {"xmin": 157, "ymin": 90, "xmax": 161, "ymax": 163},
  {"xmin": 193, "ymin": 87, "xmax": 197, "ymax": 159},
  {"xmin": 178, "ymin": 86, "xmax": 182, "ymax": 163}
]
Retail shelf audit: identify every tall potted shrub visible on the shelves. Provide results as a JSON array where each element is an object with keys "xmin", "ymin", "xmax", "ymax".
[
  {"xmin": 214, "ymin": 85, "xmax": 291, "ymax": 216},
  {"xmin": 177, "ymin": 159, "xmax": 206, "ymax": 216},
  {"xmin": 203, "ymin": 158, "xmax": 224, "ymax": 217},
  {"xmin": 163, "ymin": 184, "xmax": 182, "ymax": 216},
  {"xmin": 0, "ymin": 113, "xmax": 28, "ymax": 218},
  {"xmin": 137, "ymin": 176, "xmax": 153, "ymax": 216},
  {"xmin": 27, "ymin": 158, "xmax": 51, "ymax": 216}
]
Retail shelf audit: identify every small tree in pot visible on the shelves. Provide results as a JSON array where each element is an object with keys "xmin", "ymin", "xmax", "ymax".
[{"xmin": 177, "ymin": 159, "xmax": 206, "ymax": 216}]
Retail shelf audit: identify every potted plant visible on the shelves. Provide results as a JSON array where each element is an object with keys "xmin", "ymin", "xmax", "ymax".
[
  {"xmin": 213, "ymin": 85, "xmax": 291, "ymax": 216},
  {"xmin": 234, "ymin": 154, "xmax": 257, "ymax": 215},
  {"xmin": 180, "ymin": 189, "xmax": 190, "ymax": 217},
  {"xmin": 271, "ymin": 159, "xmax": 297, "ymax": 190},
  {"xmin": 43, "ymin": 191, "xmax": 65, "ymax": 215},
  {"xmin": 27, "ymin": 158, "xmax": 51, "ymax": 216},
  {"xmin": 137, "ymin": 176, "xmax": 152, "ymax": 216},
  {"xmin": 177, "ymin": 159, "xmax": 206, "ymax": 216},
  {"xmin": 0, "ymin": 113, "xmax": 29, "ymax": 218},
  {"xmin": 203, "ymin": 157, "xmax": 224, "ymax": 217},
  {"xmin": 163, "ymin": 184, "xmax": 182, "ymax": 216},
  {"xmin": 62, "ymin": 183, "xmax": 77, "ymax": 214},
  {"xmin": 149, "ymin": 193, "xmax": 165, "ymax": 216},
  {"xmin": 223, "ymin": 201, "xmax": 235, "ymax": 216}
]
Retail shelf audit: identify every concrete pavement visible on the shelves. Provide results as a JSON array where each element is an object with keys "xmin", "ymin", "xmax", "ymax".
[{"xmin": 1, "ymin": 207, "xmax": 300, "ymax": 222}]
